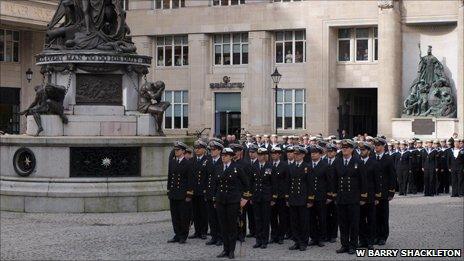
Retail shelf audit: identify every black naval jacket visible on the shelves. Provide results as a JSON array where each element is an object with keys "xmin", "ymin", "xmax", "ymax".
[
  {"xmin": 192, "ymin": 155, "xmax": 211, "ymax": 196},
  {"xmin": 422, "ymin": 149, "xmax": 438, "ymax": 171},
  {"xmin": 167, "ymin": 157, "xmax": 194, "ymax": 200},
  {"xmin": 251, "ymin": 162, "xmax": 275, "ymax": 202},
  {"xmin": 375, "ymin": 153, "xmax": 396, "ymax": 200},
  {"xmin": 450, "ymin": 148, "xmax": 464, "ymax": 173},
  {"xmin": 307, "ymin": 160, "xmax": 331, "ymax": 203},
  {"xmin": 214, "ymin": 161, "xmax": 251, "ymax": 204},
  {"xmin": 396, "ymin": 150, "xmax": 412, "ymax": 172},
  {"xmin": 333, "ymin": 156, "xmax": 368, "ymax": 205},
  {"xmin": 410, "ymin": 148, "xmax": 424, "ymax": 171},
  {"xmin": 359, "ymin": 157, "xmax": 381, "ymax": 204},
  {"xmin": 287, "ymin": 161, "xmax": 311, "ymax": 206},
  {"xmin": 271, "ymin": 160, "xmax": 290, "ymax": 200},
  {"xmin": 204, "ymin": 156, "xmax": 222, "ymax": 201},
  {"xmin": 439, "ymin": 148, "xmax": 452, "ymax": 172}
]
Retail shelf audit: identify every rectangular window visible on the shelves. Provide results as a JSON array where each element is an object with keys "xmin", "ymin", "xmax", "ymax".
[
  {"xmin": 374, "ymin": 27, "xmax": 378, "ymax": 61},
  {"xmin": 338, "ymin": 27, "xmax": 378, "ymax": 62},
  {"xmin": 164, "ymin": 90, "xmax": 188, "ymax": 129},
  {"xmin": 275, "ymin": 30, "xmax": 306, "ymax": 64},
  {"xmin": 355, "ymin": 28, "xmax": 369, "ymax": 61},
  {"xmin": 213, "ymin": 33, "xmax": 248, "ymax": 65},
  {"xmin": 276, "ymin": 89, "xmax": 305, "ymax": 130},
  {"xmin": 274, "ymin": 0, "xmax": 300, "ymax": 2},
  {"xmin": 156, "ymin": 35, "xmax": 188, "ymax": 67},
  {"xmin": 155, "ymin": 0, "xmax": 185, "ymax": 9},
  {"xmin": 0, "ymin": 29, "xmax": 19, "ymax": 62},
  {"xmin": 338, "ymin": 28, "xmax": 351, "ymax": 62},
  {"xmin": 214, "ymin": 0, "xmax": 246, "ymax": 6},
  {"xmin": 123, "ymin": 0, "xmax": 129, "ymax": 10}
]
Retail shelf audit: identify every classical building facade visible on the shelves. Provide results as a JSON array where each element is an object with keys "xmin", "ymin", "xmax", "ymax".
[{"xmin": 1, "ymin": 0, "xmax": 463, "ymax": 138}]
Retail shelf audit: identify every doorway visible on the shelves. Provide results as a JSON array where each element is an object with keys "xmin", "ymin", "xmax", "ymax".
[
  {"xmin": 0, "ymin": 87, "xmax": 20, "ymax": 134},
  {"xmin": 338, "ymin": 88, "xmax": 377, "ymax": 137},
  {"xmin": 214, "ymin": 93, "xmax": 241, "ymax": 138}
]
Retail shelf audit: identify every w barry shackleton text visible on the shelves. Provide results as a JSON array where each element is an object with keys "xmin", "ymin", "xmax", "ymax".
[{"xmin": 356, "ymin": 249, "xmax": 461, "ymax": 258}]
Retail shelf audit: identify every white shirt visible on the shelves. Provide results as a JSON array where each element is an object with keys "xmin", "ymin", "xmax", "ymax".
[
  {"xmin": 375, "ymin": 152, "xmax": 385, "ymax": 160},
  {"xmin": 361, "ymin": 156, "xmax": 369, "ymax": 164},
  {"xmin": 288, "ymin": 160, "xmax": 294, "ymax": 165},
  {"xmin": 312, "ymin": 160, "xmax": 320, "ymax": 168},
  {"xmin": 343, "ymin": 156, "xmax": 352, "ymax": 166},
  {"xmin": 295, "ymin": 160, "xmax": 303, "ymax": 168},
  {"xmin": 176, "ymin": 156, "xmax": 184, "ymax": 163},
  {"xmin": 273, "ymin": 160, "xmax": 280, "ymax": 167},
  {"xmin": 251, "ymin": 158, "xmax": 257, "ymax": 164},
  {"xmin": 453, "ymin": 148, "xmax": 460, "ymax": 158},
  {"xmin": 223, "ymin": 163, "xmax": 230, "ymax": 171},
  {"xmin": 327, "ymin": 157, "xmax": 335, "ymax": 165}
]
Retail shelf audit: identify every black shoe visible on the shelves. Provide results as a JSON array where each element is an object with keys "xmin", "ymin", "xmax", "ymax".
[
  {"xmin": 217, "ymin": 251, "xmax": 228, "ymax": 258},
  {"xmin": 367, "ymin": 245, "xmax": 374, "ymax": 250},
  {"xmin": 167, "ymin": 237, "xmax": 179, "ymax": 243},
  {"xmin": 289, "ymin": 244, "xmax": 299, "ymax": 250},
  {"xmin": 215, "ymin": 241, "xmax": 223, "ymax": 246},
  {"xmin": 348, "ymin": 248, "xmax": 356, "ymax": 255},
  {"xmin": 178, "ymin": 239, "xmax": 186, "ymax": 244},
  {"xmin": 188, "ymin": 234, "xmax": 198, "ymax": 239},
  {"xmin": 378, "ymin": 239, "xmax": 386, "ymax": 245},
  {"xmin": 246, "ymin": 233, "xmax": 255, "ymax": 238},
  {"xmin": 200, "ymin": 234, "xmax": 207, "ymax": 240},
  {"xmin": 278, "ymin": 239, "xmax": 284, "ymax": 244},
  {"xmin": 260, "ymin": 244, "xmax": 267, "ymax": 249},
  {"xmin": 399, "ymin": 193, "xmax": 404, "ymax": 196},
  {"xmin": 206, "ymin": 239, "xmax": 217, "ymax": 245},
  {"xmin": 299, "ymin": 245, "xmax": 307, "ymax": 251},
  {"xmin": 308, "ymin": 240, "xmax": 318, "ymax": 246},
  {"xmin": 329, "ymin": 238, "xmax": 336, "ymax": 243},
  {"xmin": 318, "ymin": 242, "xmax": 325, "ymax": 247},
  {"xmin": 228, "ymin": 252, "xmax": 235, "ymax": 259},
  {"xmin": 284, "ymin": 234, "xmax": 291, "ymax": 239},
  {"xmin": 336, "ymin": 247, "xmax": 349, "ymax": 253},
  {"xmin": 253, "ymin": 243, "xmax": 261, "ymax": 248}
]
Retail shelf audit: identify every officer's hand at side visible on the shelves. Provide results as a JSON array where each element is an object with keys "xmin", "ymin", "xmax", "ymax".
[
  {"xmin": 249, "ymin": 200, "xmax": 253, "ymax": 205},
  {"xmin": 240, "ymin": 198, "xmax": 248, "ymax": 208},
  {"xmin": 326, "ymin": 199, "xmax": 332, "ymax": 204},
  {"xmin": 360, "ymin": 201, "xmax": 366, "ymax": 206},
  {"xmin": 375, "ymin": 200, "xmax": 379, "ymax": 205},
  {"xmin": 185, "ymin": 197, "xmax": 192, "ymax": 202},
  {"xmin": 286, "ymin": 202, "xmax": 289, "ymax": 207},
  {"xmin": 306, "ymin": 202, "xmax": 313, "ymax": 208},
  {"xmin": 270, "ymin": 201, "xmax": 275, "ymax": 206}
]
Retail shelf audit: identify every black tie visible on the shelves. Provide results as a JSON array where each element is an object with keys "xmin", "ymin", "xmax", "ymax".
[
  {"xmin": 344, "ymin": 159, "xmax": 348, "ymax": 166},
  {"xmin": 313, "ymin": 162, "xmax": 316, "ymax": 168},
  {"xmin": 274, "ymin": 162, "xmax": 277, "ymax": 167},
  {"xmin": 377, "ymin": 155, "xmax": 380, "ymax": 161},
  {"xmin": 213, "ymin": 160, "xmax": 216, "ymax": 164}
]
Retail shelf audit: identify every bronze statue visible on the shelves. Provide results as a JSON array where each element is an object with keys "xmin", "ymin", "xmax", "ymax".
[
  {"xmin": 403, "ymin": 44, "xmax": 456, "ymax": 118},
  {"xmin": 20, "ymin": 83, "xmax": 69, "ymax": 136},
  {"xmin": 46, "ymin": 0, "xmax": 136, "ymax": 53},
  {"xmin": 137, "ymin": 81, "xmax": 171, "ymax": 136}
]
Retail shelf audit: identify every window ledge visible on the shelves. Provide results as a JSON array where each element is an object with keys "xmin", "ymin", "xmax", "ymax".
[
  {"xmin": 212, "ymin": 65, "xmax": 248, "ymax": 68},
  {"xmin": 154, "ymin": 66, "xmax": 189, "ymax": 70},
  {"xmin": 336, "ymin": 61, "xmax": 378, "ymax": 65}
]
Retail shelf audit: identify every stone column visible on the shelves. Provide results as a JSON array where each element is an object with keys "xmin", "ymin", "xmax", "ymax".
[
  {"xmin": 377, "ymin": 0, "xmax": 402, "ymax": 137},
  {"xmin": 245, "ymin": 31, "xmax": 272, "ymax": 134},
  {"xmin": 188, "ymin": 34, "xmax": 210, "ymax": 132},
  {"xmin": 457, "ymin": 1, "xmax": 464, "ymax": 137}
]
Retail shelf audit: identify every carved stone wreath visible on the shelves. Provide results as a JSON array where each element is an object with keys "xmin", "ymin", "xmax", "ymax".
[{"xmin": 378, "ymin": 0, "xmax": 394, "ymax": 9}]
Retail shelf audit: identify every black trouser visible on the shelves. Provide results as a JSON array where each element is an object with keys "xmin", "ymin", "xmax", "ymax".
[
  {"xmin": 375, "ymin": 199, "xmax": 389, "ymax": 242},
  {"xmin": 286, "ymin": 205, "xmax": 292, "ymax": 238},
  {"xmin": 239, "ymin": 203, "xmax": 254, "ymax": 239},
  {"xmin": 359, "ymin": 202, "xmax": 376, "ymax": 247},
  {"xmin": 326, "ymin": 201, "xmax": 338, "ymax": 240},
  {"xmin": 424, "ymin": 170, "xmax": 435, "ymax": 196},
  {"xmin": 216, "ymin": 202, "xmax": 240, "ymax": 254},
  {"xmin": 192, "ymin": 195, "xmax": 208, "ymax": 236},
  {"xmin": 309, "ymin": 201, "xmax": 327, "ymax": 243},
  {"xmin": 270, "ymin": 198, "xmax": 289, "ymax": 241},
  {"xmin": 338, "ymin": 203, "xmax": 359, "ymax": 250},
  {"xmin": 289, "ymin": 205, "xmax": 308, "ymax": 247},
  {"xmin": 415, "ymin": 169, "xmax": 424, "ymax": 193},
  {"xmin": 206, "ymin": 200, "xmax": 222, "ymax": 242},
  {"xmin": 253, "ymin": 201, "xmax": 271, "ymax": 245},
  {"xmin": 398, "ymin": 169, "xmax": 409, "ymax": 195},
  {"xmin": 459, "ymin": 170, "xmax": 464, "ymax": 196},
  {"xmin": 437, "ymin": 170, "xmax": 450, "ymax": 194},
  {"xmin": 246, "ymin": 203, "xmax": 255, "ymax": 235},
  {"xmin": 408, "ymin": 169, "xmax": 417, "ymax": 194},
  {"xmin": 169, "ymin": 199, "xmax": 191, "ymax": 241}
]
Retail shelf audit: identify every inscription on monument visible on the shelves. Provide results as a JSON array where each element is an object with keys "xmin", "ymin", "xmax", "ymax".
[
  {"xmin": 70, "ymin": 147, "xmax": 141, "ymax": 177},
  {"xmin": 76, "ymin": 74, "xmax": 123, "ymax": 105},
  {"xmin": 412, "ymin": 119, "xmax": 435, "ymax": 135}
]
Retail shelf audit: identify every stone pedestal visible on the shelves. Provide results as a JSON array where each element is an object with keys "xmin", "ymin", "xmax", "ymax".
[
  {"xmin": 391, "ymin": 117, "xmax": 459, "ymax": 139},
  {"xmin": 136, "ymin": 114, "xmax": 157, "ymax": 136},
  {"xmin": 26, "ymin": 115, "xmax": 63, "ymax": 136}
]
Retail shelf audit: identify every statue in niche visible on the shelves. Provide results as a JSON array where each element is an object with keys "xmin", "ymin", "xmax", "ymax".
[
  {"xmin": 137, "ymin": 81, "xmax": 171, "ymax": 136},
  {"xmin": 20, "ymin": 84, "xmax": 69, "ymax": 136},
  {"xmin": 403, "ymin": 44, "xmax": 456, "ymax": 118},
  {"xmin": 45, "ymin": 0, "xmax": 136, "ymax": 53}
]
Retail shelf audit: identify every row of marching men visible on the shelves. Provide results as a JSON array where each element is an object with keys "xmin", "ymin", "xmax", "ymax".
[{"xmin": 165, "ymin": 136, "xmax": 399, "ymax": 259}]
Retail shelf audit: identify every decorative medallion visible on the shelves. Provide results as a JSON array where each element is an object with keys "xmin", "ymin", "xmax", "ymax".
[
  {"xmin": 378, "ymin": 0, "xmax": 394, "ymax": 9},
  {"xmin": 13, "ymin": 148, "xmax": 36, "ymax": 177}
]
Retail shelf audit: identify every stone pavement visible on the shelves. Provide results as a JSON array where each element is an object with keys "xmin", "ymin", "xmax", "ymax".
[{"xmin": 1, "ymin": 195, "xmax": 463, "ymax": 260}]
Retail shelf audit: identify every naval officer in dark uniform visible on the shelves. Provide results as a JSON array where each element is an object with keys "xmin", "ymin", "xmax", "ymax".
[
  {"xmin": 167, "ymin": 141, "xmax": 194, "ymax": 244},
  {"xmin": 190, "ymin": 140, "xmax": 210, "ymax": 239},
  {"xmin": 269, "ymin": 146, "xmax": 289, "ymax": 244},
  {"xmin": 214, "ymin": 147, "xmax": 251, "ymax": 259}
]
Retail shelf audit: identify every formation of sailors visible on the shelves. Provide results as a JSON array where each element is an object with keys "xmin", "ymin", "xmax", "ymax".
[{"xmin": 166, "ymin": 133, "xmax": 464, "ymax": 259}]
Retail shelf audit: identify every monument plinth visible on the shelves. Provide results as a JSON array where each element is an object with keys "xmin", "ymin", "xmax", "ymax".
[{"xmin": 0, "ymin": 0, "xmax": 190, "ymax": 213}]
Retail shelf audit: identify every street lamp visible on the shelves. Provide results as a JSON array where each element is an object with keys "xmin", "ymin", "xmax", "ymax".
[
  {"xmin": 271, "ymin": 68, "xmax": 282, "ymax": 135},
  {"xmin": 26, "ymin": 68, "xmax": 33, "ymax": 83}
]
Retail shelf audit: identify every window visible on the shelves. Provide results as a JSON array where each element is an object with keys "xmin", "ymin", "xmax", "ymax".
[
  {"xmin": 155, "ymin": 0, "xmax": 185, "ymax": 9},
  {"xmin": 275, "ymin": 30, "xmax": 306, "ymax": 64},
  {"xmin": 123, "ymin": 0, "xmax": 129, "ymax": 10},
  {"xmin": 164, "ymin": 91, "xmax": 188, "ymax": 129},
  {"xmin": 156, "ymin": 35, "xmax": 188, "ymax": 67},
  {"xmin": 337, "ymin": 27, "xmax": 377, "ymax": 62},
  {"xmin": 0, "ymin": 29, "xmax": 19, "ymax": 62},
  {"xmin": 274, "ymin": 0, "xmax": 302, "ymax": 2},
  {"xmin": 374, "ymin": 27, "xmax": 378, "ymax": 61},
  {"xmin": 214, "ymin": 33, "xmax": 248, "ymax": 65},
  {"xmin": 276, "ymin": 89, "xmax": 305, "ymax": 130},
  {"xmin": 213, "ymin": 0, "xmax": 245, "ymax": 6}
]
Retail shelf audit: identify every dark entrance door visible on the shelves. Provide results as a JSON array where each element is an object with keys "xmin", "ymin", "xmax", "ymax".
[
  {"xmin": 338, "ymin": 88, "xmax": 377, "ymax": 137},
  {"xmin": 214, "ymin": 93, "xmax": 241, "ymax": 138},
  {"xmin": 0, "ymin": 87, "xmax": 20, "ymax": 134}
]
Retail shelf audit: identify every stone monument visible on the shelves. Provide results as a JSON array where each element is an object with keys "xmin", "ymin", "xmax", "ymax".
[
  {"xmin": 0, "ymin": 0, "xmax": 190, "ymax": 213},
  {"xmin": 392, "ymin": 44, "xmax": 458, "ymax": 139}
]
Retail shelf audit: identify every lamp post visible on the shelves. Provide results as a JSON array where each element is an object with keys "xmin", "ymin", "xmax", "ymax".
[
  {"xmin": 26, "ymin": 68, "xmax": 33, "ymax": 83},
  {"xmin": 271, "ymin": 68, "xmax": 282, "ymax": 135}
]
